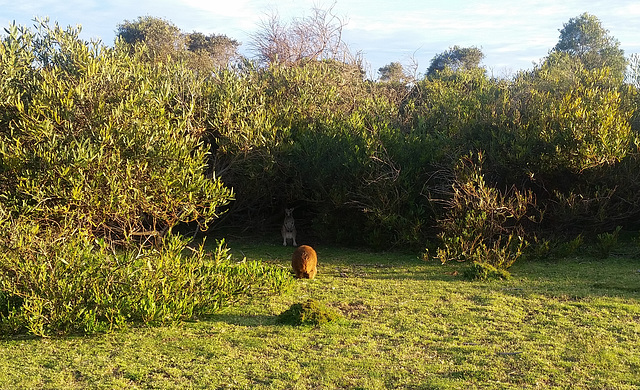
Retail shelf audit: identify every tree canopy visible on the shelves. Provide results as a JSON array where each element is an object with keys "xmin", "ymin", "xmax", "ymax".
[
  {"xmin": 378, "ymin": 62, "xmax": 411, "ymax": 83},
  {"xmin": 549, "ymin": 12, "xmax": 626, "ymax": 81},
  {"xmin": 426, "ymin": 46, "xmax": 484, "ymax": 77},
  {"xmin": 116, "ymin": 16, "xmax": 240, "ymax": 70}
]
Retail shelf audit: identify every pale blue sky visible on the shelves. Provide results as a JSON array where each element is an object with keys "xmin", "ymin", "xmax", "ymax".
[{"xmin": 2, "ymin": 0, "xmax": 639, "ymax": 78}]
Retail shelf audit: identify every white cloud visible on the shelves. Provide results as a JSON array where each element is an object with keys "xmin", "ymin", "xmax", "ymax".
[{"xmin": 2, "ymin": 0, "xmax": 639, "ymax": 72}]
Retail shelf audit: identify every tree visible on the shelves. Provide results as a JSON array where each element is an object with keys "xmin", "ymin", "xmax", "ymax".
[
  {"xmin": 116, "ymin": 16, "xmax": 240, "ymax": 70},
  {"xmin": 250, "ymin": 5, "xmax": 355, "ymax": 66},
  {"xmin": 550, "ymin": 13, "xmax": 626, "ymax": 81},
  {"xmin": 426, "ymin": 45, "xmax": 484, "ymax": 77},
  {"xmin": 378, "ymin": 62, "xmax": 410, "ymax": 83},
  {"xmin": 186, "ymin": 31, "xmax": 240, "ymax": 69},
  {"xmin": 116, "ymin": 16, "xmax": 183, "ymax": 59}
]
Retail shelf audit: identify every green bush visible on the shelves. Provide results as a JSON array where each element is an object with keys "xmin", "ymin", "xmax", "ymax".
[
  {"xmin": 5, "ymin": 17, "xmax": 640, "ymax": 257},
  {"xmin": 277, "ymin": 299, "xmax": 341, "ymax": 326},
  {"xmin": 594, "ymin": 226, "xmax": 622, "ymax": 259},
  {"xmin": 0, "ymin": 20, "xmax": 232, "ymax": 244},
  {"xmin": 0, "ymin": 218, "xmax": 292, "ymax": 337},
  {"xmin": 434, "ymin": 153, "xmax": 539, "ymax": 269}
]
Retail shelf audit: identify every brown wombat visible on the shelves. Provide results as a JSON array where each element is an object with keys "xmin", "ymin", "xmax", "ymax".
[{"xmin": 291, "ymin": 245, "xmax": 317, "ymax": 279}]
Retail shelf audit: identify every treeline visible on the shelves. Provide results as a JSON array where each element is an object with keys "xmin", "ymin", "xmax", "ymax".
[
  {"xmin": 0, "ymin": 12, "xmax": 639, "ymax": 334},
  {"xmin": 201, "ymin": 12, "xmax": 640, "ymax": 256}
]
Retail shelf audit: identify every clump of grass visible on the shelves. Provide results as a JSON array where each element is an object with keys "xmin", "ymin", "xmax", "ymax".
[
  {"xmin": 276, "ymin": 299, "xmax": 341, "ymax": 326},
  {"xmin": 463, "ymin": 261, "xmax": 511, "ymax": 281}
]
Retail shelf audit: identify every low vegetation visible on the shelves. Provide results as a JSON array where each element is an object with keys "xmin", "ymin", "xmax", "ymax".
[{"xmin": 276, "ymin": 298, "xmax": 342, "ymax": 326}]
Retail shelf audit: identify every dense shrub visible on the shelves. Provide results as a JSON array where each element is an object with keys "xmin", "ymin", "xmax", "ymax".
[
  {"xmin": 0, "ymin": 21, "xmax": 294, "ymax": 336},
  {"xmin": 0, "ymin": 217, "xmax": 292, "ymax": 337},
  {"xmin": 0, "ymin": 21, "xmax": 232, "ymax": 244},
  {"xmin": 4, "ymin": 17, "xmax": 640, "ymax": 272}
]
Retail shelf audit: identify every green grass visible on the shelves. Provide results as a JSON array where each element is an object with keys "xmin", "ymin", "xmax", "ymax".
[{"xmin": 1, "ymin": 238, "xmax": 639, "ymax": 389}]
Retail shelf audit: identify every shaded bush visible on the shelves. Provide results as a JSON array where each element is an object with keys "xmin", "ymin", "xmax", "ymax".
[
  {"xmin": 434, "ymin": 153, "xmax": 540, "ymax": 270},
  {"xmin": 594, "ymin": 226, "xmax": 622, "ymax": 259}
]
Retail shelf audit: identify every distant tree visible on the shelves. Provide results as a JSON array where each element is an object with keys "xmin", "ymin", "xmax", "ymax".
[
  {"xmin": 426, "ymin": 46, "xmax": 484, "ymax": 77},
  {"xmin": 116, "ymin": 16, "xmax": 184, "ymax": 58},
  {"xmin": 116, "ymin": 16, "xmax": 240, "ymax": 70},
  {"xmin": 185, "ymin": 31, "xmax": 240, "ymax": 69},
  {"xmin": 250, "ymin": 5, "xmax": 355, "ymax": 66},
  {"xmin": 549, "ymin": 13, "xmax": 626, "ymax": 81},
  {"xmin": 378, "ymin": 62, "xmax": 410, "ymax": 83}
]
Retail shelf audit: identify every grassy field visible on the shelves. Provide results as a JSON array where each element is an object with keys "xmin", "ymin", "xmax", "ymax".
[{"xmin": 1, "ymin": 237, "xmax": 639, "ymax": 389}]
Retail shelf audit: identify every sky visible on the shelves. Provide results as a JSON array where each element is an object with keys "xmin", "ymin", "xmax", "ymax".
[{"xmin": 2, "ymin": 0, "xmax": 640, "ymax": 78}]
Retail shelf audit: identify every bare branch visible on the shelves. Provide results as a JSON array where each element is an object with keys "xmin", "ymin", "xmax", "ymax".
[{"xmin": 250, "ymin": 4, "xmax": 354, "ymax": 66}]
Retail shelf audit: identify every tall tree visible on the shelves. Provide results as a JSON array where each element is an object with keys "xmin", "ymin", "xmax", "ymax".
[
  {"xmin": 186, "ymin": 31, "xmax": 240, "ymax": 69},
  {"xmin": 550, "ymin": 13, "xmax": 626, "ymax": 81},
  {"xmin": 426, "ymin": 46, "xmax": 484, "ymax": 77}
]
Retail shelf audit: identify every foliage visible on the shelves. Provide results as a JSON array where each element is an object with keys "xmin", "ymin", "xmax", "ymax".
[
  {"xmin": 434, "ymin": 153, "xmax": 539, "ymax": 269},
  {"xmin": 0, "ymin": 20, "xmax": 295, "ymax": 337},
  {"xmin": 116, "ymin": 16, "xmax": 183, "ymax": 58},
  {"xmin": 551, "ymin": 12, "xmax": 627, "ymax": 81},
  {"xmin": 276, "ymin": 299, "xmax": 341, "ymax": 326},
  {"xmin": 0, "ymin": 20, "xmax": 233, "ymax": 245},
  {"xmin": 116, "ymin": 16, "xmax": 240, "ymax": 70},
  {"xmin": 594, "ymin": 225, "xmax": 622, "ymax": 259},
  {"xmin": 0, "ymin": 218, "xmax": 292, "ymax": 337},
  {"xmin": 378, "ymin": 61, "xmax": 411, "ymax": 84},
  {"xmin": 4, "ymin": 12, "xmax": 640, "ymax": 266},
  {"xmin": 525, "ymin": 68, "xmax": 634, "ymax": 172},
  {"xmin": 426, "ymin": 45, "xmax": 485, "ymax": 77}
]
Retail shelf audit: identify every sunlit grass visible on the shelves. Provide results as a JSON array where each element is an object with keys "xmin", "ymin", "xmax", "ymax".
[{"xmin": 1, "ymin": 238, "xmax": 639, "ymax": 389}]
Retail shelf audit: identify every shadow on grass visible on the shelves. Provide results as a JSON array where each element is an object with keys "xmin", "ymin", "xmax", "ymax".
[
  {"xmin": 332, "ymin": 266, "xmax": 462, "ymax": 283},
  {"xmin": 203, "ymin": 313, "xmax": 278, "ymax": 327}
]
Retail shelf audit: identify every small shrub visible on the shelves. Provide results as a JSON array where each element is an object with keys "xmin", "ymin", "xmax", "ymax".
[
  {"xmin": 277, "ymin": 299, "xmax": 341, "ymax": 326},
  {"xmin": 463, "ymin": 262, "xmax": 511, "ymax": 281},
  {"xmin": 527, "ymin": 236, "xmax": 552, "ymax": 260},
  {"xmin": 528, "ymin": 234, "xmax": 584, "ymax": 260},
  {"xmin": 556, "ymin": 234, "xmax": 584, "ymax": 258},
  {"xmin": 595, "ymin": 226, "xmax": 622, "ymax": 258}
]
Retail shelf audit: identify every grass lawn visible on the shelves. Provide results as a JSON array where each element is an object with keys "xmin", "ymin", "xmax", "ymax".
[{"xmin": 1, "ymin": 237, "xmax": 639, "ymax": 389}]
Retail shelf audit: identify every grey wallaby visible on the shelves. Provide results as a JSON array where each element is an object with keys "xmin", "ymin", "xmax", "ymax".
[{"xmin": 281, "ymin": 208, "xmax": 297, "ymax": 246}]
